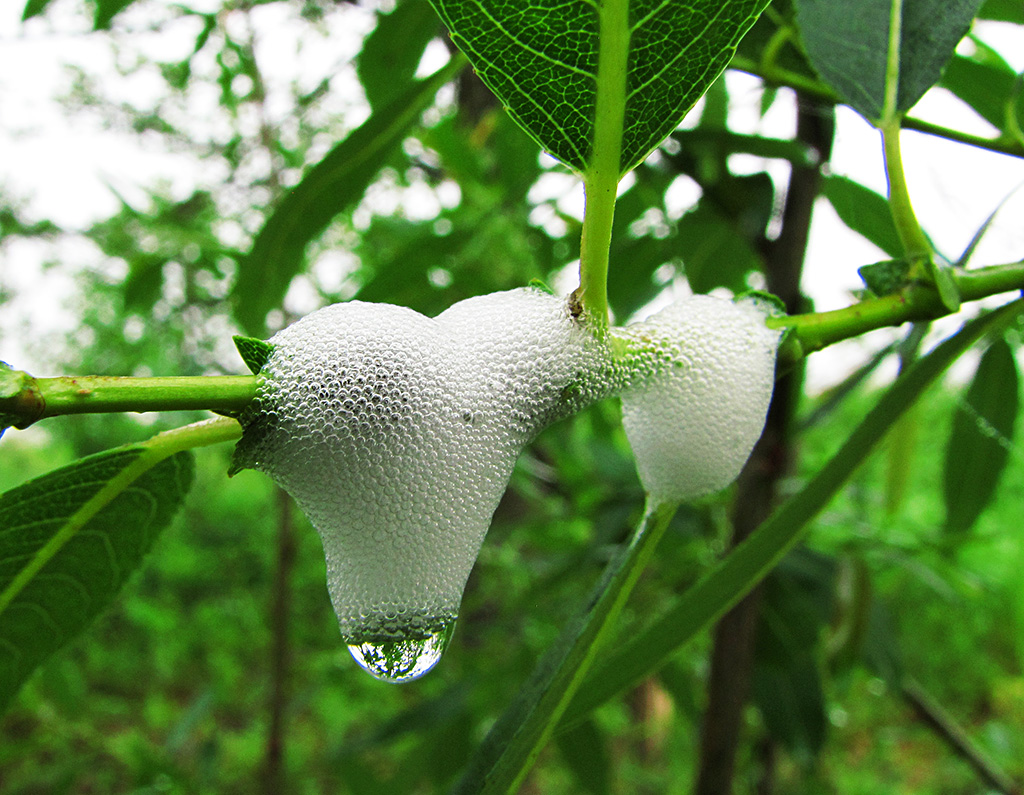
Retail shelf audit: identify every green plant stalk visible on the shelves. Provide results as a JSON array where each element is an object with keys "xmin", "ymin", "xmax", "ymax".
[
  {"xmin": 559, "ymin": 297, "xmax": 1024, "ymax": 728},
  {"xmin": 878, "ymin": 0, "xmax": 932, "ymax": 262},
  {"xmin": 3, "ymin": 264, "xmax": 1023, "ymax": 427},
  {"xmin": 881, "ymin": 0, "xmax": 904, "ymax": 125},
  {"xmin": 578, "ymin": 0, "xmax": 629, "ymax": 325},
  {"xmin": 2, "ymin": 373, "xmax": 256, "ymax": 428},
  {"xmin": 454, "ymin": 500, "xmax": 678, "ymax": 795},
  {"xmin": 0, "ymin": 417, "xmax": 241, "ymax": 615},
  {"xmin": 730, "ymin": 57, "xmax": 1024, "ymax": 160},
  {"xmin": 881, "ymin": 120, "xmax": 932, "ymax": 260},
  {"xmin": 770, "ymin": 260, "xmax": 1024, "ymax": 364}
]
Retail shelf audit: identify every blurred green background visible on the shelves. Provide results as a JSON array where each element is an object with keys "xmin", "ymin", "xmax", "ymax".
[{"xmin": 2, "ymin": 0, "xmax": 1023, "ymax": 792}]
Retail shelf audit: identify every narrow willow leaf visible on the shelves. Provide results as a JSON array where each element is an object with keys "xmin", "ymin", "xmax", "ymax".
[
  {"xmin": 822, "ymin": 175, "xmax": 904, "ymax": 258},
  {"xmin": 752, "ymin": 550, "xmax": 835, "ymax": 757},
  {"xmin": 940, "ymin": 53, "xmax": 1020, "ymax": 134},
  {"xmin": 795, "ymin": 0, "xmax": 984, "ymax": 121},
  {"xmin": 0, "ymin": 447, "xmax": 194, "ymax": 711},
  {"xmin": 357, "ymin": 0, "xmax": 441, "ymax": 112},
  {"xmin": 943, "ymin": 335, "xmax": 1020, "ymax": 534},
  {"xmin": 559, "ymin": 299, "xmax": 1024, "ymax": 728},
  {"xmin": 232, "ymin": 57, "xmax": 463, "ymax": 336},
  {"xmin": 453, "ymin": 503, "xmax": 678, "ymax": 795},
  {"xmin": 428, "ymin": 0, "xmax": 770, "ymax": 174}
]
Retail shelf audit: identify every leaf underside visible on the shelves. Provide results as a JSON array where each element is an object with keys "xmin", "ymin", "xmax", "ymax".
[
  {"xmin": 429, "ymin": 0, "xmax": 770, "ymax": 174},
  {"xmin": 0, "ymin": 447, "xmax": 194, "ymax": 711},
  {"xmin": 795, "ymin": 0, "xmax": 985, "ymax": 120}
]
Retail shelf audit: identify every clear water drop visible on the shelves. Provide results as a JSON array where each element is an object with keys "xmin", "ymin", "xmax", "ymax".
[{"xmin": 347, "ymin": 621, "xmax": 456, "ymax": 683}]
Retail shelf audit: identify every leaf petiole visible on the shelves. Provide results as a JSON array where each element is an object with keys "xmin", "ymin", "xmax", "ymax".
[{"xmin": 578, "ymin": 0, "xmax": 630, "ymax": 326}]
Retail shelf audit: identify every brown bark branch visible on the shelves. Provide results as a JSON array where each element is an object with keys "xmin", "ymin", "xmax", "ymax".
[{"xmin": 694, "ymin": 96, "xmax": 835, "ymax": 795}]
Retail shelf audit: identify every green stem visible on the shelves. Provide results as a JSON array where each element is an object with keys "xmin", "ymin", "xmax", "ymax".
[
  {"xmin": 878, "ymin": 0, "xmax": 932, "ymax": 262},
  {"xmin": 881, "ymin": 0, "xmax": 903, "ymax": 124},
  {"xmin": 770, "ymin": 260, "xmax": 1024, "ymax": 365},
  {"xmin": 4, "ymin": 264, "xmax": 1024, "ymax": 429},
  {"xmin": 881, "ymin": 122, "xmax": 932, "ymax": 260},
  {"xmin": 729, "ymin": 57, "xmax": 1024, "ymax": 159},
  {"xmin": 2, "ymin": 374, "xmax": 256, "ymax": 428},
  {"xmin": 578, "ymin": 0, "xmax": 630, "ymax": 325}
]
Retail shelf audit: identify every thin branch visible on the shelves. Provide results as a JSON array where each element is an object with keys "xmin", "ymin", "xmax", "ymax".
[
  {"xmin": 2, "ymin": 262, "xmax": 1022, "ymax": 430},
  {"xmin": 902, "ymin": 677, "xmax": 1022, "ymax": 795},
  {"xmin": 0, "ymin": 373, "xmax": 256, "ymax": 429},
  {"xmin": 730, "ymin": 57, "xmax": 1024, "ymax": 160},
  {"xmin": 771, "ymin": 260, "xmax": 1024, "ymax": 366}
]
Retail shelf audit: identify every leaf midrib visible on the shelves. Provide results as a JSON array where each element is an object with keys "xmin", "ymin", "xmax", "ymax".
[{"xmin": 0, "ymin": 448, "xmax": 154, "ymax": 615}]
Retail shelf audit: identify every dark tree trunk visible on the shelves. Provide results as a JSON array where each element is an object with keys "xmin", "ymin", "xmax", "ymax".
[{"xmin": 694, "ymin": 98, "xmax": 835, "ymax": 795}]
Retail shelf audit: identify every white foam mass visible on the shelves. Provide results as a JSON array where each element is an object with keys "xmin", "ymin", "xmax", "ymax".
[
  {"xmin": 614, "ymin": 295, "xmax": 781, "ymax": 503},
  {"xmin": 233, "ymin": 288, "xmax": 779, "ymax": 645},
  {"xmin": 233, "ymin": 288, "xmax": 620, "ymax": 643}
]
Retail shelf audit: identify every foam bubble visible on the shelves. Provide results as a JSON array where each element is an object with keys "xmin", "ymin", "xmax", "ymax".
[
  {"xmin": 232, "ymin": 289, "xmax": 779, "ymax": 649},
  {"xmin": 233, "ymin": 288, "xmax": 619, "ymax": 643},
  {"xmin": 614, "ymin": 295, "xmax": 780, "ymax": 503}
]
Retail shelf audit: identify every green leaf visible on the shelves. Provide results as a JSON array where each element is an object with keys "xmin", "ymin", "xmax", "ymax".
[
  {"xmin": 795, "ymin": 0, "xmax": 984, "ymax": 120},
  {"xmin": 928, "ymin": 260, "xmax": 962, "ymax": 313},
  {"xmin": 752, "ymin": 549, "xmax": 835, "ymax": 758},
  {"xmin": 943, "ymin": 335, "xmax": 1020, "ymax": 534},
  {"xmin": 822, "ymin": 175, "xmax": 904, "ymax": 258},
  {"xmin": 979, "ymin": 0, "xmax": 1024, "ymax": 22},
  {"xmin": 0, "ymin": 362, "xmax": 39, "ymax": 435},
  {"xmin": 0, "ymin": 446, "xmax": 194, "ymax": 712},
  {"xmin": 233, "ymin": 335, "xmax": 274, "ymax": 375},
  {"xmin": 862, "ymin": 597, "xmax": 904, "ymax": 685},
  {"xmin": 558, "ymin": 298, "xmax": 1024, "ymax": 727},
  {"xmin": 452, "ymin": 503, "xmax": 679, "ymax": 795},
  {"xmin": 357, "ymin": 0, "xmax": 441, "ymax": 112},
  {"xmin": 555, "ymin": 718, "xmax": 611, "ymax": 795},
  {"xmin": 677, "ymin": 200, "xmax": 764, "ymax": 294},
  {"xmin": 858, "ymin": 259, "xmax": 911, "ymax": 296},
  {"xmin": 20, "ymin": 0, "xmax": 53, "ymax": 21},
  {"xmin": 232, "ymin": 57, "xmax": 464, "ymax": 336},
  {"xmin": 428, "ymin": 0, "xmax": 771, "ymax": 174},
  {"xmin": 92, "ymin": 0, "xmax": 137, "ymax": 29},
  {"xmin": 941, "ymin": 54, "xmax": 1013, "ymax": 132}
]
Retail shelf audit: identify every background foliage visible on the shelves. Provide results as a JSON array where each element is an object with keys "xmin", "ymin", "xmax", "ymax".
[{"xmin": 2, "ymin": 0, "xmax": 1024, "ymax": 792}]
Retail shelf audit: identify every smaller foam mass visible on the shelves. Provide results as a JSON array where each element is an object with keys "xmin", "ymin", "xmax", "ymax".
[{"xmin": 615, "ymin": 295, "xmax": 781, "ymax": 503}]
